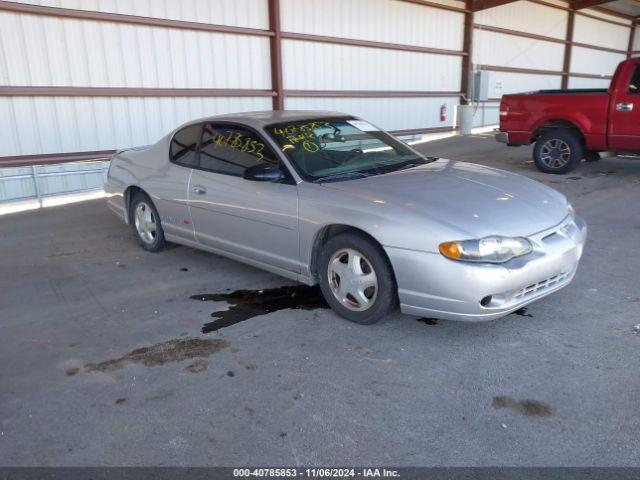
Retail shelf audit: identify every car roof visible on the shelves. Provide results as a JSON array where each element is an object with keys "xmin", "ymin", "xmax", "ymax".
[{"xmin": 180, "ymin": 110, "xmax": 352, "ymax": 130}]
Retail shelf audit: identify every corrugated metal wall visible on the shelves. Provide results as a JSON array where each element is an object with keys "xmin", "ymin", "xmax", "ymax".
[
  {"xmin": 280, "ymin": 0, "xmax": 464, "ymax": 131},
  {"xmin": 5, "ymin": 0, "xmax": 270, "ymax": 27},
  {"xmin": 471, "ymin": 1, "xmax": 565, "ymax": 130},
  {"xmin": 0, "ymin": 0, "xmax": 637, "ymax": 205},
  {"xmin": 0, "ymin": 96, "xmax": 273, "ymax": 157},
  {"xmin": 568, "ymin": 8, "xmax": 630, "ymax": 88},
  {"xmin": 0, "ymin": 2, "xmax": 273, "ymax": 158}
]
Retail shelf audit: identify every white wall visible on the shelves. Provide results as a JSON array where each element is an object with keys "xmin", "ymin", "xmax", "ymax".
[
  {"xmin": 4, "ymin": 0, "xmax": 270, "ymax": 28},
  {"xmin": 573, "ymin": 14, "xmax": 630, "ymax": 51},
  {"xmin": 0, "ymin": 96, "xmax": 272, "ymax": 157},
  {"xmin": 474, "ymin": 1, "xmax": 568, "ymax": 39},
  {"xmin": 569, "ymin": 47, "xmax": 626, "ymax": 78},
  {"xmin": 0, "ymin": 1, "xmax": 272, "ymax": 158},
  {"xmin": 567, "ymin": 77, "xmax": 611, "ymax": 89},
  {"xmin": 0, "ymin": 0, "xmax": 636, "ymax": 161},
  {"xmin": 473, "ymin": 29, "xmax": 565, "ymax": 72},
  {"xmin": 0, "ymin": 13, "xmax": 271, "ymax": 89},
  {"xmin": 280, "ymin": 0, "xmax": 464, "ymax": 51},
  {"xmin": 279, "ymin": 0, "xmax": 464, "ymax": 133},
  {"xmin": 569, "ymin": 8, "xmax": 632, "ymax": 82},
  {"xmin": 282, "ymin": 40, "xmax": 461, "ymax": 91},
  {"xmin": 285, "ymin": 96, "xmax": 459, "ymax": 132}
]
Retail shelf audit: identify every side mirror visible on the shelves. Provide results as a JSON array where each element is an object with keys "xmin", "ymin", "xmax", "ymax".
[{"xmin": 243, "ymin": 163, "xmax": 285, "ymax": 182}]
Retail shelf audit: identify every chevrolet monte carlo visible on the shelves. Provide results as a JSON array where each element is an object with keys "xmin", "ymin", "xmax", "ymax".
[{"xmin": 105, "ymin": 111, "xmax": 587, "ymax": 324}]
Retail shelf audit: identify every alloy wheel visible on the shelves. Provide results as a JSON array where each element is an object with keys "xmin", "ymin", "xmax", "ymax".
[
  {"xmin": 540, "ymin": 139, "xmax": 571, "ymax": 169},
  {"xmin": 134, "ymin": 202, "xmax": 157, "ymax": 245},
  {"xmin": 327, "ymin": 248, "xmax": 378, "ymax": 312}
]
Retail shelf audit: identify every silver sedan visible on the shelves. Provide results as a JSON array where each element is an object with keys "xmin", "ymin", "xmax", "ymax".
[{"xmin": 105, "ymin": 111, "xmax": 587, "ymax": 324}]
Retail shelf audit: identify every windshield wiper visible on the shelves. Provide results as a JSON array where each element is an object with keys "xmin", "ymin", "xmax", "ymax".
[
  {"xmin": 376, "ymin": 157, "xmax": 427, "ymax": 174},
  {"xmin": 313, "ymin": 171, "xmax": 373, "ymax": 183}
]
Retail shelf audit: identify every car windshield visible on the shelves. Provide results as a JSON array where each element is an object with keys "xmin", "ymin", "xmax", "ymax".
[{"xmin": 265, "ymin": 118, "xmax": 432, "ymax": 182}]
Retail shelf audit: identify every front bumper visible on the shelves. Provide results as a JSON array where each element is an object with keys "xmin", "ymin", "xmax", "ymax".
[{"xmin": 385, "ymin": 215, "xmax": 587, "ymax": 322}]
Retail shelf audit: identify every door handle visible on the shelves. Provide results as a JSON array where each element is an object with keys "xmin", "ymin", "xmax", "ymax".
[
  {"xmin": 192, "ymin": 186, "xmax": 207, "ymax": 195},
  {"xmin": 616, "ymin": 102, "xmax": 633, "ymax": 112}
]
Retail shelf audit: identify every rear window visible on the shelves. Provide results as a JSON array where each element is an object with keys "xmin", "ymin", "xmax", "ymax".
[{"xmin": 170, "ymin": 125, "xmax": 201, "ymax": 167}]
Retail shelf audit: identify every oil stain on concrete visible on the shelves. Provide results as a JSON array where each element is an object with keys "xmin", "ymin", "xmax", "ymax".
[
  {"xmin": 492, "ymin": 396, "xmax": 553, "ymax": 417},
  {"xmin": 85, "ymin": 338, "xmax": 230, "ymax": 373},
  {"xmin": 192, "ymin": 285, "xmax": 328, "ymax": 334},
  {"xmin": 184, "ymin": 360, "xmax": 208, "ymax": 373}
]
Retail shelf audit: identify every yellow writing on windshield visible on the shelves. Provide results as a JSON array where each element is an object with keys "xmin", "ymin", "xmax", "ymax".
[{"xmin": 274, "ymin": 122, "xmax": 331, "ymax": 153}]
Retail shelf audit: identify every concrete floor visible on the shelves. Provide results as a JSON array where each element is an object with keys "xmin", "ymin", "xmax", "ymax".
[{"xmin": 1, "ymin": 134, "xmax": 639, "ymax": 466}]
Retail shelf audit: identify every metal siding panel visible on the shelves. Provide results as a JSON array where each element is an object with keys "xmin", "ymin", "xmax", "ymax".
[
  {"xmin": 573, "ymin": 15, "xmax": 630, "ymax": 51},
  {"xmin": 569, "ymin": 47, "xmax": 626, "ymax": 77},
  {"xmin": 284, "ymin": 96, "xmax": 459, "ymax": 132},
  {"xmin": 282, "ymin": 40, "xmax": 462, "ymax": 91},
  {"xmin": 5, "ymin": 0, "xmax": 270, "ymax": 29},
  {"xmin": 483, "ymin": 71, "xmax": 563, "ymax": 96},
  {"xmin": 471, "ymin": 102, "xmax": 499, "ymax": 128},
  {"xmin": 567, "ymin": 76, "xmax": 612, "ymax": 89},
  {"xmin": 280, "ymin": 0, "xmax": 464, "ymax": 51},
  {"xmin": 473, "ymin": 29, "xmax": 565, "ymax": 71},
  {"xmin": 0, "ymin": 161, "xmax": 110, "ymax": 202},
  {"xmin": 581, "ymin": 8, "xmax": 632, "ymax": 26},
  {"xmin": 0, "ymin": 12, "xmax": 272, "ymax": 89},
  {"xmin": 0, "ymin": 96, "xmax": 273, "ymax": 157},
  {"xmin": 474, "ymin": 1, "xmax": 568, "ymax": 40}
]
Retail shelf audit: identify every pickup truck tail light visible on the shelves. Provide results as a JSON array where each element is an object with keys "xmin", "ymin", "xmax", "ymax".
[{"xmin": 499, "ymin": 108, "xmax": 508, "ymax": 117}]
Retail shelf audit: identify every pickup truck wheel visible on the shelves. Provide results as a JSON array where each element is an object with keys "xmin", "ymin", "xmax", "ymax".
[
  {"xmin": 318, "ymin": 232, "xmax": 397, "ymax": 325},
  {"xmin": 533, "ymin": 130, "xmax": 584, "ymax": 174}
]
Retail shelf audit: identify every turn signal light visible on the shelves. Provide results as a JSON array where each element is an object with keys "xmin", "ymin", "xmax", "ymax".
[{"xmin": 439, "ymin": 241, "xmax": 462, "ymax": 260}]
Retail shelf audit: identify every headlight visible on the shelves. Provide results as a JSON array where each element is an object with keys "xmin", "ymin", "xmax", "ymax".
[{"xmin": 439, "ymin": 236, "xmax": 532, "ymax": 263}]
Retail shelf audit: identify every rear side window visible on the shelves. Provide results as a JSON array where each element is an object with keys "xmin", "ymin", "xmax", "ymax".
[
  {"xmin": 199, "ymin": 124, "xmax": 278, "ymax": 176},
  {"xmin": 628, "ymin": 66, "xmax": 640, "ymax": 94},
  {"xmin": 170, "ymin": 124, "xmax": 201, "ymax": 167}
]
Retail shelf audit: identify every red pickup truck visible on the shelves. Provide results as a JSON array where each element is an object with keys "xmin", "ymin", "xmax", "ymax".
[{"xmin": 496, "ymin": 58, "xmax": 640, "ymax": 174}]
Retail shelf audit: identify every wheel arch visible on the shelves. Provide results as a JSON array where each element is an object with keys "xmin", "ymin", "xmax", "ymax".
[
  {"xmin": 123, "ymin": 185, "xmax": 148, "ymax": 224},
  {"xmin": 531, "ymin": 119, "xmax": 586, "ymax": 145},
  {"xmin": 309, "ymin": 224, "xmax": 396, "ymax": 284}
]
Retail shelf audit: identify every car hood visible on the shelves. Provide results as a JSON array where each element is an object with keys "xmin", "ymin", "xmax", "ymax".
[{"xmin": 319, "ymin": 159, "xmax": 569, "ymax": 238}]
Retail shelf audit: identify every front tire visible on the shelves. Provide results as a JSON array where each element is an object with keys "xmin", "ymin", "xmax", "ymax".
[
  {"xmin": 318, "ymin": 232, "xmax": 397, "ymax": 325},
  {"xmin": 130, "ymin": 192, "xmax": 166, "ymax": 252},
  {"xmin": 533, "ymin": 130, "xmax": 584, "ymax": 174}
]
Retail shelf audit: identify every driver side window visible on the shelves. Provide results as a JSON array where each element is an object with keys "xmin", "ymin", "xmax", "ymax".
[{"xmin": 199, "ymin": 124, "xmax": 278, "ymax": 176}]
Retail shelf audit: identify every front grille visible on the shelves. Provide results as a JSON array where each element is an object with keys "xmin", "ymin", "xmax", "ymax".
[{"xmin": 513, "ymin": 272, "xmax": 569, "ymax": 300}]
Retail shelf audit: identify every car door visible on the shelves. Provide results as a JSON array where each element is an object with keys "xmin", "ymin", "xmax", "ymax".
[
  {"xmin": 145, "ymin": 124, "xmax": 199, "ymax": 242},
  {"xmin": 608, "ymin": 63, "xmax": 640, "ymax": 152},
  {"xmin": 188, "ymin": 122, "xmax": 300, "ymax": 273}
]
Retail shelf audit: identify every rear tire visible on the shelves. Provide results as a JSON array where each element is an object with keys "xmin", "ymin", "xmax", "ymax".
[
  {"xmin": 533, "ymin": 130, "xmax": 584, "ymax": 174},
  {"xmin": 130, "ymin": 192, "xmax": 166, "ymax": 252},
  {"xmin": 318, "ymin": 232, "xmax": 397, "ymax": 325}
]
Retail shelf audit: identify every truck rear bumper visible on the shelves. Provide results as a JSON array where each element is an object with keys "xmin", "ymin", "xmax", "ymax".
[{"xmin": 495, "ymin": 132, "xmax": 509, "ymax": 144}]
